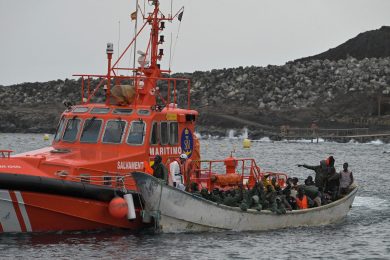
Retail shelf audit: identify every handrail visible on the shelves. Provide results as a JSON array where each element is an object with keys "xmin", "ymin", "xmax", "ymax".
[
  {"xmin": 191, "ymin": 158, "xmax": 272, "ymax": 191},
  {"xmin": 75, "ymin": 74, "xmax": 191, "ymax": 109},
  {"xmin": 0, "ymin": 150, "xmax": 13, "ymax": 159}
]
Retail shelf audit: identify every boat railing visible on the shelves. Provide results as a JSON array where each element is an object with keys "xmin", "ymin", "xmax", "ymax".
[
  {"xmin": 191, "ymin": 158, "xmax": 264, "ymax": 191},
  {"xmin": 57, "ymin": 166, "xmax": 136, "ymax": 190},
  {"xmin": 73, "ymin": 74, "xmax": 192, "ymax": 110},
  {"xmin": 0, "ymin": 150, "xmax": 13, "ymax": 159}
]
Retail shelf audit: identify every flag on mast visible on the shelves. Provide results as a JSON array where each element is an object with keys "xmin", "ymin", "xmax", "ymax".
[
  {"xmin": 130, "ymin": 11, "xmax": 137, "ymax": 21},
  {"xmin": 178, "ymin": 11, "xmax": 184, "ymax": 21}
]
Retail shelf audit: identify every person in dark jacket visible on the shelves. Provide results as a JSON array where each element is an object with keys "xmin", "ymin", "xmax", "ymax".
[
  {"xmin": 264, "ymin": 184, "xmax": 277, "ymax": 210},
  {"xmin": 284, "ymin": 189, "xmax": 297, "ymax": 210},
  {"xmin": 304, "ymin": 176, "xmax": 315, "ymax": 186},
  {"xmin": 325, "ymin": 167, "xmax": 340, "ymax": 201},
  {"xmin": 298, "ymin": 160, "xmax": 328, "ymax": 192},
  {"xmin": 152, "ymin": 155, "xmax": 168, "ymax": 183}
]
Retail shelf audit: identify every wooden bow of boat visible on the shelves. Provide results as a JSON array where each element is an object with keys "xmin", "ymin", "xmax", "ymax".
[{"xmin": 132, "ymin": 171, "xmax": 358, "ymax": 233}]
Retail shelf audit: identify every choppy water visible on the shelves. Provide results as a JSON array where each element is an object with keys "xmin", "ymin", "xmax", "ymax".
[{"xmin": 0, "ymin": 133, "xmax": 389, "ymax": 259}]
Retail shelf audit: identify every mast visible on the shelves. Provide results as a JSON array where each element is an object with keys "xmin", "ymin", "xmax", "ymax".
[
  {"xmin": 149, "ymin": 0, "xmax": 162, "ymax": 71},
  {"xmin": 75, "ymin": 0, "xmax": 188, "ymax": 108}
]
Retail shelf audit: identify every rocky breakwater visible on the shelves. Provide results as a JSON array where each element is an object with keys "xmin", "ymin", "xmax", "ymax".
[
  {"xmin": 189, "ymin": 57, "xmax": 390, "ymax": 138},
  {"xmin": 0, "ymin": 79, "xmax": 81, "ymax": 133},
  {"xmin": 1, "ymin": 57, "xmax": 390, "ymax": 136}
]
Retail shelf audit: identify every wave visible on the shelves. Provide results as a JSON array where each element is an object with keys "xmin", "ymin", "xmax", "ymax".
[{"xmin": 353, "ymin": 196, "xmax": 389, "ymax": 210}]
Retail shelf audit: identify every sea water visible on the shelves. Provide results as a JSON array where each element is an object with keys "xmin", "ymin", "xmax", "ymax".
[{"xmin": 0, "ymin": 133, "xmax": 389, "ymax": 259}]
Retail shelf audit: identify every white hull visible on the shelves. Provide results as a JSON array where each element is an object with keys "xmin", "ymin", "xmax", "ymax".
[{"xmin": 133, "ymin": 172, "xmax": 358, "ymax": 233}]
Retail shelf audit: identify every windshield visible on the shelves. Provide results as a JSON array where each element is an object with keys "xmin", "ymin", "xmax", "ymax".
[
  {"xmin": 127, "ymin": 121, "xmax": 145, "ymax": 145},
  {"xmin": 54, "ymin": 117, "xmax": 66, "ymax": 142},
  {"xmin": 80, "ymin": 118, "xmax": 102, "ymax": 143},
  {"xmin": 62, "ymin": 118, "xmax": 81, "ymax": 142},
  {"xmin": 102, "ymin": 120, "xmax": 126, "ymax": 144}
]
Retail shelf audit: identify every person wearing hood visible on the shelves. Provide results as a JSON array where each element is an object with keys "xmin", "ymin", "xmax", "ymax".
[
  {"xmin": 152, "ymin": 155, "xmax": 168, "ymax": 184},
  {"xmin": 298, "ymin": 160, "xmax": 328, "ymax": 192}
]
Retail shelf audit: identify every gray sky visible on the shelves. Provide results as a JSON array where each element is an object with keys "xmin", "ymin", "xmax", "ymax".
[{"xmin": 0, "ymin": 0, "xmax": 390, "ymax": 85}]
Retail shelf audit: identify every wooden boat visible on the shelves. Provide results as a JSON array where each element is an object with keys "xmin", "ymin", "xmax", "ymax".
[{"xmin": 132, "ymin": 169, "xmax": 358, "ymax": 233}]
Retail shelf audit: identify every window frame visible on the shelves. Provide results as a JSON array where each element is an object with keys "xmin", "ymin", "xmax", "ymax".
[
  {"xmin": 169, "ymin": 121, "xmax": 179, "ymax": 145},
  {"xmin": 54, "ymin": 116, "xmax": 66, "ymax": 142},
  {"xmin": 72, "ymin": 107, "xmax": 89, "ymax": 113},
  {"xmin": 101, "ymin": 119, "xmax": 128, "ymax": 145},
  {"xmin": 62, "ymin": 118, "xmax": 82, "ymax": 143},
  {"xmin": 149, "ymin": 121, "xmax": 159, "ymax": 146},
  {"xmin": 90, "ymin": 107, "xmax": 110, "ymax": 114},
  {"xmin": 79, "ymin": 117, "xmax": 103, "ymax": 143},
  {"xmin": 126, "ymin": 120, "xmax": 146, "ymax": 146},
  {"xmin": 113, "ymin": 108, "xmax": 134, "ymax": 115},
  {"xmin": 160, "ymin": 121, "xmax": 169, "ymax": 145},
  {"xmin": 137, "ymin": 109, "xmax": 151, "ymax": 116}
]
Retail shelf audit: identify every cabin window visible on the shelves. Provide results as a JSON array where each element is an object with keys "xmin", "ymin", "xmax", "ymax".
[
  {"xmin": 73, "ymin": 107, "xmax": 89, "ymax": 113},
  {"xmin": 150, "ymin": 122, "xmax": 159, "ymax": 145},
  {"xmin": 102, "ymin": 120, "xmax": 126, "ymax": 144},
  {"xmin": 91, "ymin": 107, "xmax": 110, "ymax": 114},
  {"xmin": 127, "ymin": 121, "xmax": 145, "ymax": 145},
  {"xmin": 54, "ymin": 117, "xmax": 66, "ymax": 142},
  {"xmin": 113, "ymin": 108, "xmax": 133, "ymax": 115},
  {"xmin": 62, "ymin": 118, "xmax": 81, "ymax": 142},
  {"xmin": 160, "ymin": 122, "xmax": 169, "ymax": 145},
  {"xmin": 137, "ymin": 109, "xmax": 151, "ymax": 116},
  {"xmin": 169, "ymin": 122, "xmax": 179, "ymax": 145},
  {"xmin": 80, "ymin": 118, "xmax": 102, "ymax": 143}
]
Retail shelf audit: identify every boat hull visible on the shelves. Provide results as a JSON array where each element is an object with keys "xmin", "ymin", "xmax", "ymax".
[
  {"xmin": 132, "ymin": 172, "xmax": 358, "ymax": 233},
  {"xmin": 0, "ymin": 189, "xmax": 146, "ymax": 233}
]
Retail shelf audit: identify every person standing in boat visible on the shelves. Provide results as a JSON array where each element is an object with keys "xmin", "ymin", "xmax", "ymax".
[
  {"xmin": 152, "ymin": 155, "xmax": 168, "ymax": 184},
  {"xmin": 325, "ymin": 166, "xmax": 340, "ymax": 201},
  {"xmin": 177, "ymin": 153, "xmax": 194, "ymax": 191},
  {"xmin": 298, "ymin": 160, "xmax": 328, "ymax": 192},
  {"xmin": 168, "ymin": 156, "xmax": 185, "ymax": 190},
  {"xmin": 339, "ymin": 162, "xmax": 354, "ymax": 195}
]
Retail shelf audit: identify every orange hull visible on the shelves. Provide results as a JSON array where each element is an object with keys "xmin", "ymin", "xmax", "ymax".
[{"xmin": 0, "ymin": 189, "xmax": 148, "ymax": 233}]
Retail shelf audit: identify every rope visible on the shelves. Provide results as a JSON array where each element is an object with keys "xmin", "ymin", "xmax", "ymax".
[{"xmin": 169, "ymin": 16, "xmax": 182, "ymax": 72}]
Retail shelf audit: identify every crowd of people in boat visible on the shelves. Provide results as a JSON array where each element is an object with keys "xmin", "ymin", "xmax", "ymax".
[{"xmin": 151, "ymin": 154, "xmax": 354, "ymax": 213}]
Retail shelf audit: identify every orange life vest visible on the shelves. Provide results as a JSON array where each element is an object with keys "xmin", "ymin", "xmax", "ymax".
[
  {"xmin": 182, "ymin": 159, "xmax": 193, "ymax": 185},
  {"xmin": 143, "ymin": 161, "xmax": 153, "ymax": 175},
  {"xmin": 296, "ymin": 195, "xmax": 308, "ymax": 209}
]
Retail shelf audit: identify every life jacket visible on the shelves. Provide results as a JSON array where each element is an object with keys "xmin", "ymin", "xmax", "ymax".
[
  {"xmin": 183, "ymin": 159, "xmax": 194, "ymax": 185},
  {"xmin": 192, "ymin": 134, "xmax": 201, "ymax": 178},
  {"xmin": 144, "ymin": 161, "xmax": 153, "ymax": 175},
  {"xmin": 296, "ymin": 195, "xmax": 308, "ymax": 209}
]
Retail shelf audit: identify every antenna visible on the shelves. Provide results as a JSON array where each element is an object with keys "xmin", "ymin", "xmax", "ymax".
[
  {"xmin": 117, "ymin": 20, "xmax": 121, "ymax": 68},
  {"xmin": 132, "ymin": 0, "xmax": 139, "ymax": 76}
]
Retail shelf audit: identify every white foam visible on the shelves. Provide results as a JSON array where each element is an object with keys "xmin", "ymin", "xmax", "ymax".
[
  {"xmin": 353, "ymin": 196, "xmax": 388, "ymax": 210},
  {"xmin": 227, "ymin": 129, "xmax": 235, "ymax": 139},
  {"xmin": 280, "ymin": 138, "xmax": 326, "ymax": 143},
  {"xmin": 367, "ymin": 139, "xmax": 384, "ymax": 145},
  {"xmin": 238, "ymin": 128, "xmax": 249, "ymax": 139},
  {"xmin": 257, "ymin": 137, "xmax": 272, "ymax": 143}
]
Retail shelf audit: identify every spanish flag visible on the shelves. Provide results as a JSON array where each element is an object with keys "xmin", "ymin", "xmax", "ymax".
[{"xmin": 130, "ymin": 11, "xmax": 137, "ymax": 21}]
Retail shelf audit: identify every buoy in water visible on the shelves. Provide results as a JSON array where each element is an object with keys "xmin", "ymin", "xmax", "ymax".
[
  {"xmin": 243, "ymin": 138, "xmax": 251, "ymax": 149},
  {"xmin": 108, "ymin": 197, "xmax": 128, "ymax": 218},
  {"xmin": 43, "ymin": 134, "xmax": 50, "ymax": 141}
]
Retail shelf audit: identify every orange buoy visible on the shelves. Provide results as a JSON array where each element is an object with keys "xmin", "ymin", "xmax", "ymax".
[{"xmin": 108, "ymin": 197, "xmax": 128, "ymax": 218}]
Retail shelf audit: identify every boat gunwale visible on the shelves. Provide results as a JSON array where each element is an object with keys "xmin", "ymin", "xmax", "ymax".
[{"xmin": 132, "ymin": 171, "xmax": 358, "ymax": 216}]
